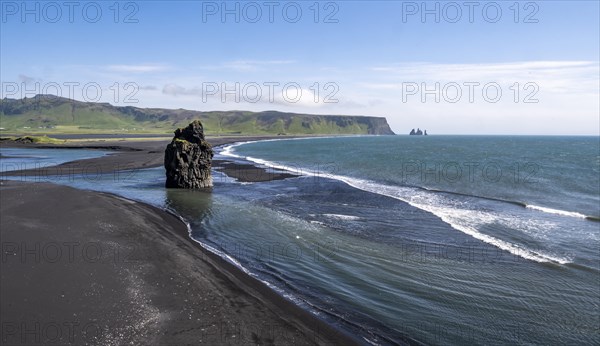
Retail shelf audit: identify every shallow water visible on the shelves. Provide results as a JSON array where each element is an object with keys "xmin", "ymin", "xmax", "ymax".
[
  {"xmin": 2, "ymin": 136, "xmax": 599, "ymax": 345},
  {"xmin": 0, "ymin": 147, "xmax": 109, "ymax": 172}
]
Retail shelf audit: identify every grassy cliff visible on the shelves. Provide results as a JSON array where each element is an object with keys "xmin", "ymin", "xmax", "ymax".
[{"xmin": 0, "ymin": 95, "xmax": 395, "ymax": 135}]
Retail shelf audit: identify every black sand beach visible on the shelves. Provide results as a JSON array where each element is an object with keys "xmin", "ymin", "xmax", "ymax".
[
  {"xmin": 0, "ymin": 137, "xmax": 358, "ymax": 345},
  {"xmin": 0, "ymin": 137, "xmax": 297, "ymax": 182}
]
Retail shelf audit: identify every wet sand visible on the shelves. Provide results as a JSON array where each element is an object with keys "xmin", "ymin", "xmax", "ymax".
[
  {"xmin": 213, "ymin": 160, "xmax": 298, "ymax": 182},
  {"xmin": 0, "ymin": 136, "xmax": 297, "ymax": 182},
  {"xmin": 0, "ymin": 180, "xmax": 359, "ymax": 345},
  {"xmin": 0, "ymin": 136, "xmax": 360, "ymax": 345}
]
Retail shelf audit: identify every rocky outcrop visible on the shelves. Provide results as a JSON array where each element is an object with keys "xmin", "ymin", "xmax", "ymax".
[
  {"xmin": 409, "ymin": 128, "xmax": 427, "ymax": 135},
  {"xmin": 164, "ymin": 120, "xmax": 213, "ymax": 188}
]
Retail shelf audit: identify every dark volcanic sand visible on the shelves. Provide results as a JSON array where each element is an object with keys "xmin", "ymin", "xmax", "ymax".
[
  {"xmin": 0, "ymin": 137, "xmax": 298, "ymax": 182},
  {"xmin": 0, "ymin": 180, "xmax": 359, "ymax": 345},
  {"xmin": 213, "ymin": 160, "xmax": 298, "ymax": 182}
]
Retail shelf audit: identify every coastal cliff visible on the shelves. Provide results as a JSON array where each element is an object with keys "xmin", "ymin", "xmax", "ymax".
[{"xmin": 0, "ymin": 95, "xmax": 395, "ymax": 135}]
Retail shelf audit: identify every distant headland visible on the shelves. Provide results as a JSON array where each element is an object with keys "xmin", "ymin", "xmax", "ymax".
[{"xmin": 0, "ymin": 94, "xmax": 395, "ymax": 136}]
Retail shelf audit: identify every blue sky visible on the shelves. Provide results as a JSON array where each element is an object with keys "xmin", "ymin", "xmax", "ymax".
[{"xmin": 1, "ymin": 1, "xmax": 599, "ymax": 134}]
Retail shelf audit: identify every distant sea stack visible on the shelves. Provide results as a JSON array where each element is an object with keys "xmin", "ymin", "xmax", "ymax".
[
  {"xmin": 409, "ymin": 128, "xmax": 428, "ymax": 136},
  {"xmin": 164, "ymin": 120, "xmax": 214, "ymax": 188}
]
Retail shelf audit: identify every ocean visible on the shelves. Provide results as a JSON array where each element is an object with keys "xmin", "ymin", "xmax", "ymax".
[{"xmin": 2, "ymin": 135, "xmax": 599, "ymax": 345}]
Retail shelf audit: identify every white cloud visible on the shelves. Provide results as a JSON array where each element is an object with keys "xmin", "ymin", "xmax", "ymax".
[
  {"xmin": 106, "ymin": 64, "xmax": 170, "ymax": 73},
  {"xmin": 160, "ymin": 82, "xmax": 330, "ymax": 109},
  {"xmin": 162, "ymin": 83, "xmax": 201, "ymax": 96},
  {"xmin": 18, "ymin": 74, "xmax": 37, "ymax": 84},
  {"xmin": 11, "ymin": 60, "xmax": 596, "ymax": 134},
  {"xmin": 334, "ymin": 61, "xmax": 599, "ymax": 135},
  {"xmin": 217, "ymin": 60, "xmax": 296, "ymax": 72},
  {"xmin": 367, "ymin": 61, "xmax": 599, "ymax": 94}
]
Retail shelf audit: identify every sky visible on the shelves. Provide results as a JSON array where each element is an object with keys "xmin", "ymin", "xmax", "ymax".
[{"xmin": 1, "ymin": 0, "xmax": 599, "ymax": 135}]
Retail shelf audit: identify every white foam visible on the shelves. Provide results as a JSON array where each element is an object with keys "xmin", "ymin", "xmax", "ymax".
[
  {"xmin": 173, "ymin": 214, "xmax": 254, "ymax": 275},
  {"xmin": 219, "ymin": 142, "xmax": 247, "ymax": 158},
  {"xmin": 416, "ymin": 205, "xmax": 571, "ymax": 264},
  {"xmin": 336, "ymin": 178, "xmax": 572, "ymax": 264},
  {"xmin": 526, "ymin": 205, "xmax": 587, "ymax": 219},
  {"xmin": 323, "ymin": 213, "xmax": 361, "ymax": 221},
  {"xmin": 235, "ymin": 152, "xmax": 572, "ymax": 264},
  {"xmin": 363, "ymin": 336, "xmax": 381, "ymax": 346},
  {"xmin": 174, "ymin": 209, "xmax": 310, "ymax": 308},
  {"xmin": 218, "ymin": 135, "xmax": 354, "ymax": 160}
]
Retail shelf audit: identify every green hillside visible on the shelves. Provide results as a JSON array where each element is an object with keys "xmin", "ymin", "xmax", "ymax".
[{"xmin": 0, "ymin": 95, "xmax": 395, "ymax": 135}]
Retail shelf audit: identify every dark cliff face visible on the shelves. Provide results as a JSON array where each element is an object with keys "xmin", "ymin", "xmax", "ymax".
[
  {"xmin": 363, "ymin": 117, "xmax": 395, "ymax": 135},
  {"xmin": 164, "ymin": 120, "xmax": 214, "ymax": 188}
]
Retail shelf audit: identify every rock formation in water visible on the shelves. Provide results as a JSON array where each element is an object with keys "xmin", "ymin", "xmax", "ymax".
[
  {"xmin": 409, "ymin": 128, "xmax": 428, "ymax": 135},
  {"xmin": 164, "ymin": 120, "xmax": 214, "ymax": 188}
]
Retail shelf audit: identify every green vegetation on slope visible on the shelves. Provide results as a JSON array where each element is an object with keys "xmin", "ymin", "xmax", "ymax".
[
  {"xmin": 0, "ymin": 135, "xmax": 66, "ymax": 144},
  {"xmin": 0, "ymin": 95, "xmax": 395, "ymax": 135}
]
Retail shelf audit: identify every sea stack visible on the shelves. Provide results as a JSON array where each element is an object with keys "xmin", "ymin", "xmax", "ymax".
[{"xmin": 164, "ymin": 120, "xmax": 214, "ymax": 188}]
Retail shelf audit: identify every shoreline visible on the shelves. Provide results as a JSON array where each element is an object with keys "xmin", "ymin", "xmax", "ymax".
[
  {"xmin": 0, "ymin": 136, "xmax": 367, "ymax": 345},
  {"xmin": 0, "ymin": 180, "xmax": 362, "ymax": 345},
  {"xmin": 0, "ymin": 136, "xmax": 304, "ymax": 182}
]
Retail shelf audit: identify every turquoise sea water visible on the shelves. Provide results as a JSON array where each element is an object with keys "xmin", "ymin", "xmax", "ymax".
[{"xmin": 1, "ymin": 136, "xmax": 599, "ymax": 345}]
